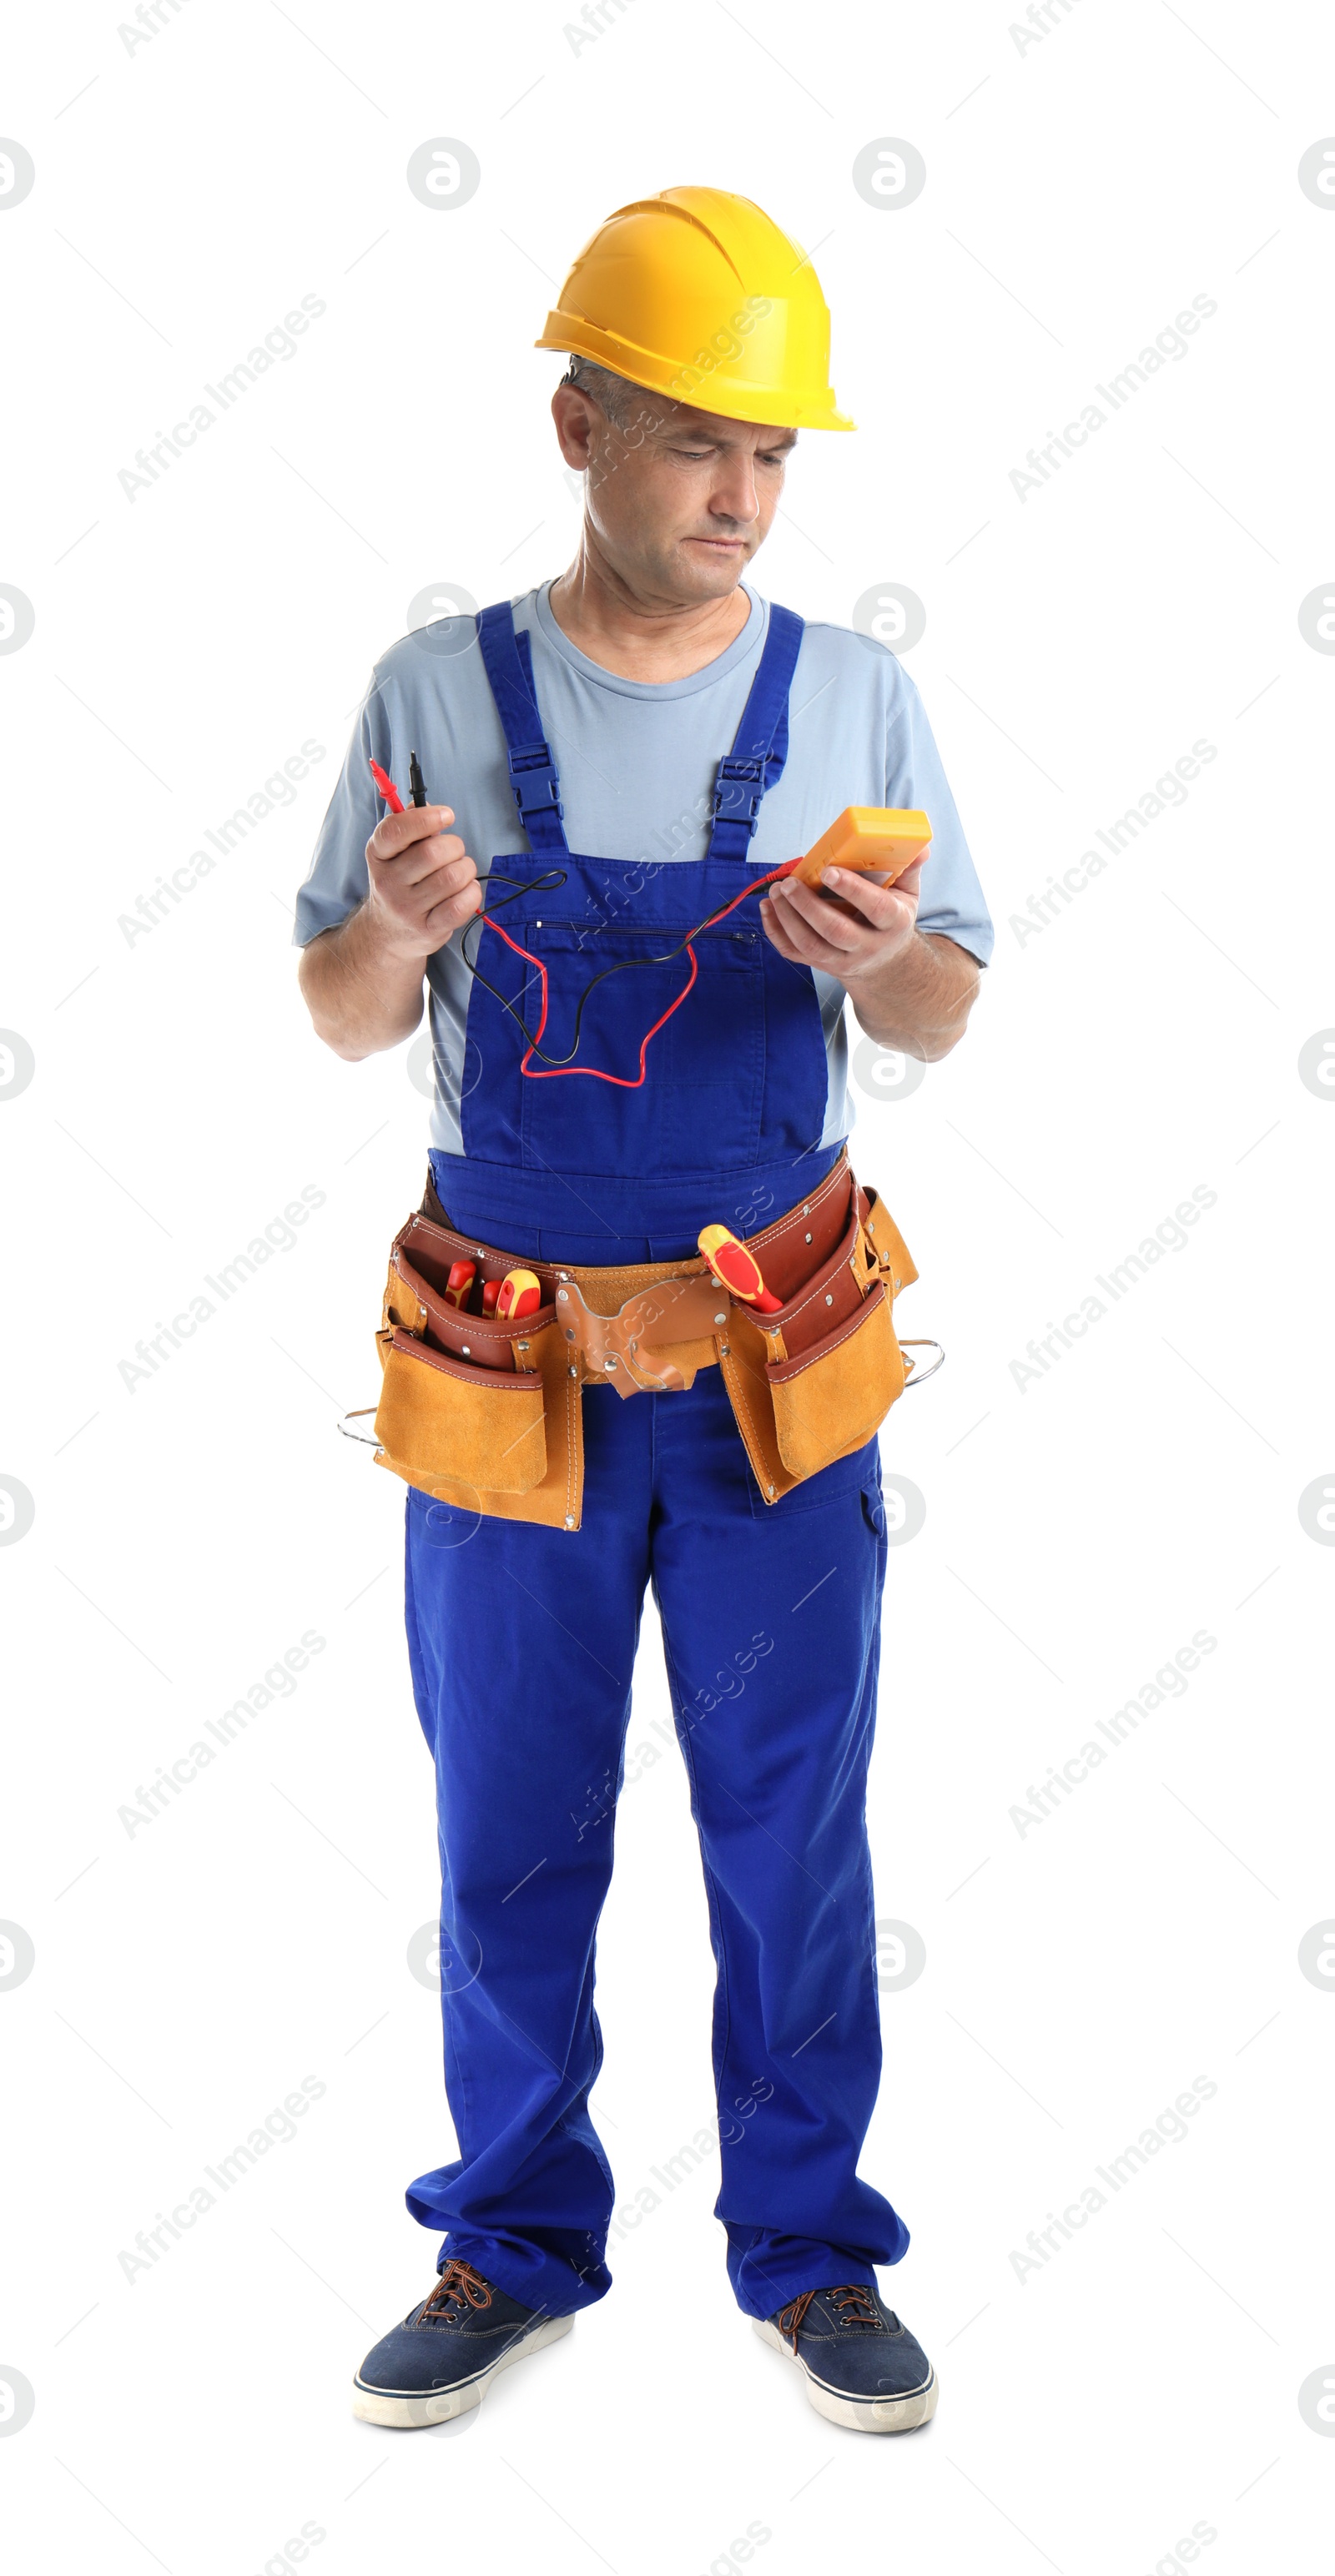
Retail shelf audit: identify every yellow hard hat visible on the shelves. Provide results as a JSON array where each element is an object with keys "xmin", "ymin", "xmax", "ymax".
[{"xmin": 535, "ymin": 186, "xmax": 854, "ymax": 432}]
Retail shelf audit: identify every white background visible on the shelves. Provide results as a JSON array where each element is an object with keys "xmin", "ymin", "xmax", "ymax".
[{"xmin": 3, "ymin": 2, "xmax": 1333, "ymax": 2569}]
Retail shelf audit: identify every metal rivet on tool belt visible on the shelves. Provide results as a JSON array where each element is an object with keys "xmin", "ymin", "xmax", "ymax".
[
  {"xmin": 803, "ymin": 1205, "xmax": 810, "ymax": 1215},
  {"xmin": 719, "ymin": 1343, "xmax": 731, "ymax": 1357},
  {"xmin": 558, "ymin": 1271, "xmax": 569, "ymax": 1280},
  {"xmin": 557, "ymin": 1289, "xmax": 568, "ymax": 1301},
  {"xmin": 564, "ymin": 1514, "xmax": 575, "ymax": 1527},
  {"xmin": 568, "ymin": 1366, "xmax": 577, "ymax": 1379},
  {"xmin": 825, "ymin": 1293, "xmax": 834, "ymax": 1305},
  {"xmin": 461, "ymin": 1346, "xmax": 471, "ymax": 1356},
  {"xmin": 804, "ymin": 1232, "xmax": 812, "ymax": 1244},
  {"xmin": 768, "ymin": 1483, "xmax": 776, "ymax": 1497},
  {"xmin": 604, "ymin": 1357, "xmax": 617, "ymax": 1371},
  {"xmin": 565, "ymin": 1326, "xmax": 575, "ymax": 1341},
  {"xmin": 714, "ymin": 1311, "xmax": 727, "ymax": 1326}
]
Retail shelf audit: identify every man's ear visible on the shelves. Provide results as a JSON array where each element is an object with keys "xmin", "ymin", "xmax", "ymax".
[{"xmin": 551, "ymin": 385, "xmax": 599, "ymax": 470}]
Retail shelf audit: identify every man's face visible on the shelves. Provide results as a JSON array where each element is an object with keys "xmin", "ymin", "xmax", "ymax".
[{"xmin": 552, "ymin": 384, "xmax": 796, "ymax": 605}]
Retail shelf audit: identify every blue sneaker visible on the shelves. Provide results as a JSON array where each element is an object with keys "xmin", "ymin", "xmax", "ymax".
[
  {"xmin": 755, "ymin": 2282, "xmax": 938, "ymax": 2433},
  {"xmin": 352, "ymin": 2258, "xmax": 575, "ymax": 2428}
]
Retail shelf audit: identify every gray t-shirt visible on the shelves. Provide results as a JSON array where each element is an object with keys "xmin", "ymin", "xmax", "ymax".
[{"xmin": 295, "ymin": 581, "xmax": 994, "ymax": 1153}]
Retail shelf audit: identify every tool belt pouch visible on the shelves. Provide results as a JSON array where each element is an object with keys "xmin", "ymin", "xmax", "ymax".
[
  {"xmin": 376, "ymin": 1332, "xmax": 547, "ymax": 1496},
  {"xmin": 719, "ymin": 1180, "xmax": 917, "ymax": 1503},
  {"xmin": 373, "ymin": 1215, "xmax": 582, "ymax": 1530}
]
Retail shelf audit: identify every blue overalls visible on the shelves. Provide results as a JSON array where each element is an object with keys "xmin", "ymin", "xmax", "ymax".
[{"xmin": 404, "ymin": 598, "xmax": 910, "ymax": 2320}]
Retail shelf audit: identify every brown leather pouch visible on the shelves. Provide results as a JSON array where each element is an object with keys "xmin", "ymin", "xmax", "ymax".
[
  {"xmin": 763, "ymin": 1286, "xmax": 904, "ymax": 1480},
  {"xmin": 375, "ymin": 1331, "xmax": 547, "ymax": 1494},
  {"xmin": 375, "ymin": 1321, "xmax": 583, "ymax": 1527},
  {"xmin": 375, "ymin": 1235, "xmax": 582, "ymax": 1528},
  {"xmin": 748, "ymin": 1191, "xmax": 874, "ymax": 1361},
  {"xmin": 392, "ymin": 1242, "xmax": 558, "ymax": 1373},
  {"xmin": 718, "ymin": 1181, "xmax": 918, "ymax": 1502}
]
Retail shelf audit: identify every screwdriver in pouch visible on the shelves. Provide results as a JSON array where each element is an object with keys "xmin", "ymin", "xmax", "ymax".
[
  {"xmin": 698, "ymin": 1225, "xmax": 784, "ymax": 1314},
  {"xmin": 496, "ymin": 1269, "xmax": 542, "ymax": 1321}
]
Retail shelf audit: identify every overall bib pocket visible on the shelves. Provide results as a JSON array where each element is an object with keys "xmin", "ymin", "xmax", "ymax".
[{"xmin": 516, "ymin": 920, "xmax": 765, "ymax": 1175}]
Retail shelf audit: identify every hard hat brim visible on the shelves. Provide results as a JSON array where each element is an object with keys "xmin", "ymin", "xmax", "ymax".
[{"xmin": 536, "ymin": 314, "xmax": 856, "ymax": 433}]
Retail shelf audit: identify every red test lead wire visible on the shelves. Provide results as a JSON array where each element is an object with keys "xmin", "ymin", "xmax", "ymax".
[{"xmin": 480, "ymin": 858, "xmax": 803, "ymax": 1090}]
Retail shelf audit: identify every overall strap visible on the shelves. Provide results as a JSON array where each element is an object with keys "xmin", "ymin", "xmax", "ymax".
[
  {"xmin": 705, "ymin": 602, "xmax": 805, "ymax": 863},
  {"xmin": 476, "ymin": 601, "xmax": 571, "ymax": 855}
]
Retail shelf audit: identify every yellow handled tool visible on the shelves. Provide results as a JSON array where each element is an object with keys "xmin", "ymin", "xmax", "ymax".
[{"xmin": 698, "ymin": 1225, "xmax": 784, "ymax": 1315}]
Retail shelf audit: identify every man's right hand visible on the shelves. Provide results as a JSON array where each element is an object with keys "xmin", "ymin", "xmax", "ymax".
[
  {"xmin": 365, "ymin": 803, "xmax": 482, "ymax": 960},
  {"xmin": 299, "ymin": 801, "xmax": 484, "ymax": 1061}
]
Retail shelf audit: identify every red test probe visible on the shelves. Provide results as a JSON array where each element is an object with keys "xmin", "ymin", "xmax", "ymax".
[{"xmin": 369, "ymin": 758, "xmax": 405, "ymax": 814}]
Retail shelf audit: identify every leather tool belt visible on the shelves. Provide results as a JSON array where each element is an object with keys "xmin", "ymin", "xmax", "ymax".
[{"xmin": 370, "ymin": 1150, "xmax": 922, "ymax": 1532}]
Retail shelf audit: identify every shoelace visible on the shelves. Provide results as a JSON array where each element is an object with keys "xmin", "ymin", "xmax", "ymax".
[
  {"xmin": 776, "ymin": 2283, "xmax": 882, "ymax": 2352},
  {"xmin": 420, "ymin": 2258, "xmax": 494, "ymax": 2324}
]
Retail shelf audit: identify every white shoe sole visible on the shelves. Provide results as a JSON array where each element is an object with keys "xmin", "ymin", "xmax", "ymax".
[
  {"xmin": 753, "ymin": 2317, "xmax": 939, "ymax": 2433},
  {"xmin": 352, "ymin": 2311, "xmax": 574, "ymax": 2428}
]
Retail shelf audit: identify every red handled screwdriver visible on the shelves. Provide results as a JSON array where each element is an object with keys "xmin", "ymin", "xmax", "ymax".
[
  {"xmin": 698, "ymin": 1225, "xmax": 784, "ymax": 1314},
  {"xmin": 496, "ymin": 1269, "xmax": 542, "ymax": 1321}
]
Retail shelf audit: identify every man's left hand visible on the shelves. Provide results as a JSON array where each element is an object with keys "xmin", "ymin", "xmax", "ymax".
[
  {"xmin": 758, "ymin": 858, "xmax": 925, "ymax": 987},
  {"xmin": 758, "ymin": 857, "xmax": 981, "ymax": 1059}
]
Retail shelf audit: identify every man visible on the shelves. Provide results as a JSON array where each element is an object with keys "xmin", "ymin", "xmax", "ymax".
[{"xmin": 296, "ymin": 188, "xmax": 992, "ymax": 2436}]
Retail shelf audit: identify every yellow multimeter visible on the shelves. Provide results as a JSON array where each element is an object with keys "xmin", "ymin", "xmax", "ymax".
[{"xmin": 789, "ymin": 807, "xmax": 932, "ymax": 888}]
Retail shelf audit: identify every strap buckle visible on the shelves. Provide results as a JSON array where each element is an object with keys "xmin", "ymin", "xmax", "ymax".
[
  {"xmin": 711, "ymin": 753, "xmax": 768, "ymax": 830},
  {"xmin": 508, "ymin": 742, "xmax": 564, "ymax": 821}
]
